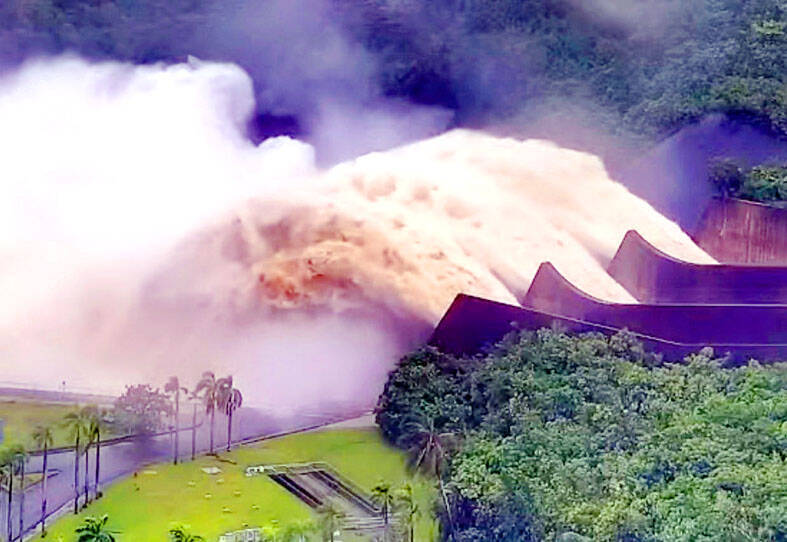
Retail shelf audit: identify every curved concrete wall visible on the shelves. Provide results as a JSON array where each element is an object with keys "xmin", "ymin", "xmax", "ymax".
[
  {"xmin": 607, "ymin": 230, "xmax": 787, "ymax": 304},
  {"xmin": 430, "ymin": 221, "xmax": 787, "ymax": 362},
  {"xmin": 521, "ymin": 262, "xmax": 787, "ymax": 345},
  {"xmin": 693, "ymin": 198, "xmax": 787, "ymax": 264},
  {"xmin": 429, "ymin": 294, "xmax": 787, "ymax": 362}
]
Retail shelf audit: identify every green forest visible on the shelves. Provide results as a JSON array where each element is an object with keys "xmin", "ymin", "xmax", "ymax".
[
  {"xmin": 1, "ymin": 0, "xmax": 785, "ymax": 141},
  {"xmin": 376, "ymin": 330, "xmax": 787, "ymax": 541}
]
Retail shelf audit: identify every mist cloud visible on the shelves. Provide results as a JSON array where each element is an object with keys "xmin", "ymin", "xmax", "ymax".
[
  {"xmin": 0, "ymin": 57, "xmax": 711, "ymax": 410},
  {"xmin": 188, "ymin": 0, "xmax": 452, "ymax": 164},
  {"xmin": 566, "ymin": 0, "xmax": 698, "ymax": 39}
]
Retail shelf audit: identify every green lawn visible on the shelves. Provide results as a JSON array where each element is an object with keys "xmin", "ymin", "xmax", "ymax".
[
  {"xmin": 0, "ymin": 399, "xmax": 80, "ymax": 448},
  {"xmin": 35, "ymin": 428, "xmax": 439, "ymax": 541}
]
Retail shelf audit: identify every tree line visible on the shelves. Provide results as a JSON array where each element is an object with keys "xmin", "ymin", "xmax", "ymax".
[{"xmin": 375, "ymin": 329, "xmax": 787, "ymax": 541}]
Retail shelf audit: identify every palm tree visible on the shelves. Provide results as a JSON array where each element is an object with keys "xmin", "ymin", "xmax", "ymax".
[
  {"xmin": 396, "ymin": 483, "xmax": 419, "ymax": 542},
  {"xmin": 261, "ymin": 522, "xmax": 282, "ymax": 542},
  {"xmin": 75, "ymin": 514, "xmax": 117, "ymax": 542},
  {"xmin": 402, "ymin": 415, "xmax": 456, "ymax": 540},
  {"xmin": 78, "ymin": 406, "xmax": 100, "ymax": 507},
  {"xmin": 32, "ymin": 425, "xmax": 54, "ymax": 536},
  {"xmin": 0, "ymin": 459, "xmax": 7, "ymax": 542},
  {"xmin": 168, "ymin": 523, "xmax": 205, "ymax": 542},
  {"xmin": 282, "ymin": 520, "xmax": 315, "ymax": 542},
  {"xmin": 2, "ymin": 452, "xmax": 14, "ymax": 542},
  {"xmin": 403, "ymin": 416, "xmax": 455, "ymax": 477},
  {"xmin": 189, "ymin": 395, "xmax": 199, "ymax": 461},
  {"xmin": 165, "ymin": 377, "xmax": 188, "ymax": 464},
  {"xmin": 79, "ymin": 405, "xmax": 101, "ymax": 508},
  {"xmin": 85, "ymin": 408, "xmax": 107, "ymax": 501},
  {"xmin": 14, "ymin": 447, "xmax": 27, "ymax": 538},
  {"xmin": 371, "ymin": 482, "xmax": 395, "ymax": 540},
  {"xmin": 217, "ymin": 376, "xmax": 243, "ymax": 452},
  {"xmin": 194, "ymin": 372, "xmax": 220, "ymax": 454},
  {"xmin": 317, "ymin": 502, "xmax": 343, "ymax": 542},
  {"xmin": 63, "ymin": 410, "xmax": 88, "ymax": 514},
  {"xmin": 0, "ymin": 444, "xmax": 25, "ymax": 542},
  {"xmin": 0, "ymin": 446, "xmax": 20, "ymax": 542},
  {"xmin": 0, "ymin": 452, "xmax": 6, "ymax": 538}
]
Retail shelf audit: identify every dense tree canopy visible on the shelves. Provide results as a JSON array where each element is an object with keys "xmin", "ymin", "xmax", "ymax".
[
  {"xmin": 1, "ymin": 0, "xmax": 786, "ymax": 140},
  {"xmin": 376, "ymin": 329, "xmax": 787, "ymax": 541}
]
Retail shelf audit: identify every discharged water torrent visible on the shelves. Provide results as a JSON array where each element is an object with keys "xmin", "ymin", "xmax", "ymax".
[{"xmin": 0, "ymin": 57, "xmax": 713, "ymax": 409}]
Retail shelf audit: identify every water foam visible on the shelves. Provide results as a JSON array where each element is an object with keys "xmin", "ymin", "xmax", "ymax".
[{"xmin": 0, "ymin": 57, "xmax": 712, "ymax": 401}]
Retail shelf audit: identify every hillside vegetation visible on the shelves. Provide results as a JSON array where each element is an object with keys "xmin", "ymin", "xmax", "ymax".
[
  {"xmin": 376, "ymin": 330, "xmax": 787, "ymax": 541},
  {"xmin": 1, "ymin": 0, "xmax": 785, "ymax": 139}
]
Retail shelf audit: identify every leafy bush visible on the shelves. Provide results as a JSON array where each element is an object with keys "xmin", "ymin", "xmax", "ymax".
[
  {"xmin": 376, "ymin": 330, "xmax": 787, "ymax": 541},
  {"xmin": 708, "ymin": 158, "xmax": 787, "ymax": 203},
  {"xmin": 113, "ymin": 384, "xmax": 172, "ymax": 434},
  {"xmin": 741, "ymin": 165, "xmax": 787, "ymax": 202},
  {"xmin": 708, "ymin": 158, "xmax": 746, "ymax": 198}
]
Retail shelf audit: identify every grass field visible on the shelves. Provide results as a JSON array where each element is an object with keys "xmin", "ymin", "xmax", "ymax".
[
  {"xmin": 0, "ymin": 399, "xmax": 81, "ymax": 448},
  {"xmin": 34, "ymin": 428, "xmax": 439, "ymax": 541}
]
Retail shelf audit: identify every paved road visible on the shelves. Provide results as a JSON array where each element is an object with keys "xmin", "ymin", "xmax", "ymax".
[{"xmin": 2, "ymin": 407, "xmax": 369, "ymax": 541}]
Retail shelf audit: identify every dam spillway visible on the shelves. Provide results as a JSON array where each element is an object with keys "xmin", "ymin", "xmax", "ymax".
[
  {"xmin": 430, "ymin": 228, "xmax": 787, "ymax": 363},
  {"xmin": 608, "ymin": 230, "xmax": 787, "ymax": 304}
]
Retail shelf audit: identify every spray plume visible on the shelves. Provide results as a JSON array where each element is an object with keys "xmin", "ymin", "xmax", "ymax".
[{"xmin": 0, "ymin": 57, "xmax": 711, "ymax": 409}]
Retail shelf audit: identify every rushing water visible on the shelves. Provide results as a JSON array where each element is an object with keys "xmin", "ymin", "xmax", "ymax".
[{"xmin": 0, "ymin": 57, "xmax": 711, "ymax": 408}]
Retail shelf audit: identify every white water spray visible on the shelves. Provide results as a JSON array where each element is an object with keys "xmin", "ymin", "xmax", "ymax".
[{"xmin": 0, "ymin": 57, "xmax": 711, "ymax": 406}]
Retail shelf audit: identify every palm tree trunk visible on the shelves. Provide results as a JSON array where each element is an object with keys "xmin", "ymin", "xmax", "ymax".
[
  {"xmin": 40, "ymin": 444, "xmax": 48, "ymax": 536},
  {"xmin": 209, "ymin": 408, "xmax": 215, "ymax": 454},
  {"xmin": 226, "ymin": 410, "xmax": 233, "ymax": 452},
  {"xmin": 18, "ymin": 458, "xmax": 25, "ymax": 538},
  {"xmin": 73, "ymin": 434, "xmax": 80, "ymax": 515},
  {"xmin": 0, "ymin": 482, "xmax": 5, "ymax": 542},
  {"xmin": 7, "ymin": 466, "xmax": 14, "ymax": 542},
  {"xmin": 0, "ymin": 485, "xmax": 4, "ymax": 542},
  {"xmin": 382, "ymin": 502, "xmax": 389, "ymax": 542},
  {"xmin": 83, "ymin": 441, "xmax": 90, "ymax": 507},
  {"xmin": 174, "ymin": 391, "xmax": 180, "ymax": 464},
  {"xmin": 191, "ymin": 403, "xmax": 197, "ymax": 461},
  {"xmin": 94, "ymin": 431, "xmax": 101, "ymax": 499},
  {"xmin": 439, "ymin": 477, "xmax": 454, "ymax": 541}
]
